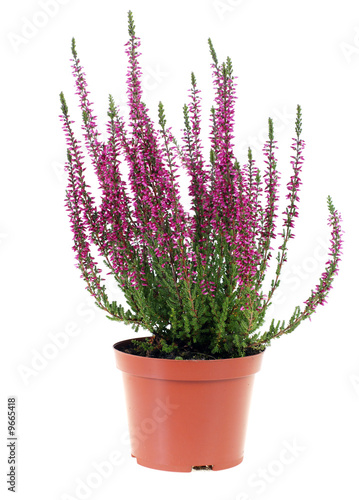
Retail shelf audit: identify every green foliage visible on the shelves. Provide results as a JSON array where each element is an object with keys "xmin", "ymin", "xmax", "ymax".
[
  {"xmin": 60, "ymin": 13, "xmax": 343, "ymax": 360},
  {"xmin": 295, "ymin": 104, "xmax": 302, "ymax": 137},
  {"xmin": 208, "ymin": 38, "xmax": 218, "ymax": 66},
  {"xmin": 127, "ymin": 10, "xmax": 136, "ymax": 38},
  {"xmin": 71, "ymin": 37, "xmax": 77, "ymax": 59}
]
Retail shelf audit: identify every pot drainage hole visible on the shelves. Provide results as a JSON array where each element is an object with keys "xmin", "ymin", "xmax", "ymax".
[{"xmin": 192, "ymin": 465, "xmax": 213, "ymax": 471}]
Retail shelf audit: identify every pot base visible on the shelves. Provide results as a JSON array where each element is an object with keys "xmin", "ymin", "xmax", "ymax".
[{"xmin": 132, "ymin": 454, "xmax": 243, "ymax": 472}]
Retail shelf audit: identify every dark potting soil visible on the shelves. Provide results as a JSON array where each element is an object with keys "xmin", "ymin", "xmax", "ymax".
[{"xmin": 119, "ymin": 338, "xmax": 264, "ymax": 360}]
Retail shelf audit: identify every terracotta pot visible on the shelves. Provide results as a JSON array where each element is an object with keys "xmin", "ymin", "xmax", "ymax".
[{"xmin": 113, "ymin": 337, "xmax": 264, "ymax": 472}]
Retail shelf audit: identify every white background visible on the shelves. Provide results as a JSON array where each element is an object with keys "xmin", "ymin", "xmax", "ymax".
[{"xmin": 1, "ymin": 0, "xmax": 359, "ymax": 499}]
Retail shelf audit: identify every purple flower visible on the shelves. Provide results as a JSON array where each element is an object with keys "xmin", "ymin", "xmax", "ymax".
[{"xmin": 59, "ymin": 12, "xmax": 343, "ymax": 358}]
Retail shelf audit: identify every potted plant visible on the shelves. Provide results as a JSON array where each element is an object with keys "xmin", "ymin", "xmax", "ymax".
[{"xmin": 59, "ymin": 11, "xmax": 343, "ymax": 472}]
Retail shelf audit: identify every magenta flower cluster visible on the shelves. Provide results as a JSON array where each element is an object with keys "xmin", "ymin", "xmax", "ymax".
[{"xmin": 59, "ymin": 12, "xmax": 343, "ymax": 358}]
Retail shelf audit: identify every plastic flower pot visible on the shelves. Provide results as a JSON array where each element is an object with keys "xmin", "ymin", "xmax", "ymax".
[{"xmin": 113, "ymin": 337, "xmax": 264, "ymax": 472}]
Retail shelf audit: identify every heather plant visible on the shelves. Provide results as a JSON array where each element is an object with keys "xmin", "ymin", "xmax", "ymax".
[{"xmin": 59, "ymin": 11, "xmax": 343, "ymax": 359}]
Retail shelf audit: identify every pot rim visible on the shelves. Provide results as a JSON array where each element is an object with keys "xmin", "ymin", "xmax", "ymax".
[{"xmin": 113, "ymin": 337, "xmax": 264, "ymax": 381}]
